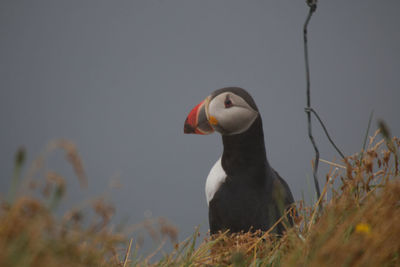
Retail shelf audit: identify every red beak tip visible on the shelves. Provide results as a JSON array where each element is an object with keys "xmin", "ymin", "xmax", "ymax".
[{"xmin": 184, "ymin": 99, "xmax": 213, "ymax": 135}]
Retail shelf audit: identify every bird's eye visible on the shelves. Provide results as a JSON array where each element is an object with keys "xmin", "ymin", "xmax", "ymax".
[{"xmin": 224, "ymin": 98, "xmax": 233, "ymax": 108}]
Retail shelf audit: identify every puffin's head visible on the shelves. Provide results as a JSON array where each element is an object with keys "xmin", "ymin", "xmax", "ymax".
[{"xmin": 184, "ymin": 87, "xmax": 259, "ymax": 136}]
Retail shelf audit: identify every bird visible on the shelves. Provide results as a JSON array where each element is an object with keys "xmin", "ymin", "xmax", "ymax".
[{"xmin": 184, "ymin": 87, "xmax": 294, "ymax": 235}]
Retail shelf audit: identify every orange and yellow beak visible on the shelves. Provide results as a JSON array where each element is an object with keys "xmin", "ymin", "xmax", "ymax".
[{"xmin": 184, "ymin": 97, "xmax": 215, "ymax": 135}]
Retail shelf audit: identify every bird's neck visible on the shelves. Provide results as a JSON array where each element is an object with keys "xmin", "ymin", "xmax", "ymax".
[{"xmin": 221, "ymin": 116, "xmax": 272, "ymax": 182}]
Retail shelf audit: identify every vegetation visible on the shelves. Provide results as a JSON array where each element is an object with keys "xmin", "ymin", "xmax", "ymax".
[{"xmin": 1, "ymin": 131, "xmax": 399, "ymax": 266}]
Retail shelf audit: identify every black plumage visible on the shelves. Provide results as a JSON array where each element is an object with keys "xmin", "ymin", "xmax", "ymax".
[
  {"xmin": 209, "ymin": 113, "xmax": 294, "ymax": 234},
  {"xmin": 184, "ymin": 87, "xmax": 295, "ymax": 235}
]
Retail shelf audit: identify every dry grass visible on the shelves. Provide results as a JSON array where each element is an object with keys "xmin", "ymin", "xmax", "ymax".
[
  {"xmin": 0, "ymin": 140, "xmax": 124, "ymax": 266},
  {"xmin": 149, "ymin": 130, "xmax": 400, "ymax": 267},
  {"xmin": 1, "ymin": 132, "xmax": 400, "ymax": 266}
]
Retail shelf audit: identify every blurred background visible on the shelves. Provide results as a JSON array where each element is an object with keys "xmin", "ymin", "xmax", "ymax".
[{"xmin": 1, "ymin": 0, "xmax": 399, "ymax": 247}]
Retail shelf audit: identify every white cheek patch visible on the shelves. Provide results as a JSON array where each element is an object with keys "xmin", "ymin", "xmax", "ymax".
[
  {"xmin": 219, "ymin": 106, "xmax": 257, "ymax": 135},
  {"xmin": 208, "ymin": 92, "xmax": 258, "ymax": 135},
  {"xmin": 205, "ymin": 157, "xmax": 227, "ymax": 205}
]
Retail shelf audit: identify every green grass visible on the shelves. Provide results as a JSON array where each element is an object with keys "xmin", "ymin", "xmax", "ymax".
[{"xmin": 1, "ymin": 132, "xmax": 399, "ymax": 266}]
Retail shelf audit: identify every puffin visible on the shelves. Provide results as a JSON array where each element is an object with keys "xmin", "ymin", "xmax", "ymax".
[{"xmin": 184, "ymin": 87, "xmax": 294, "ymax": 235}]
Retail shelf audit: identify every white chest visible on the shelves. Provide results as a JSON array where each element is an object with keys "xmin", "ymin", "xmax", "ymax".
[{"xmin": 205, "ymin": 157, "xmax": 227, "ymax": 205}]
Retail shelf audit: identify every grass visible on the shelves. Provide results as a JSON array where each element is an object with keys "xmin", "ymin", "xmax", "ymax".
[{"xmin": 1, "ymin": 131, "xmax": 399, "ymax": 266}]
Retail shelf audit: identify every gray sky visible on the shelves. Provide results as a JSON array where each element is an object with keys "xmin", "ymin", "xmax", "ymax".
[{"xmin": 1, "ymin": 0, "xmax": 399, "ymax": 244}]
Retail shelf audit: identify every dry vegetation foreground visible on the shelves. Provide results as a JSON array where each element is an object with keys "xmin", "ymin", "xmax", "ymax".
[{"xmin": 0, "ymin": 131, "xmax": 399, "ymax": 266}]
